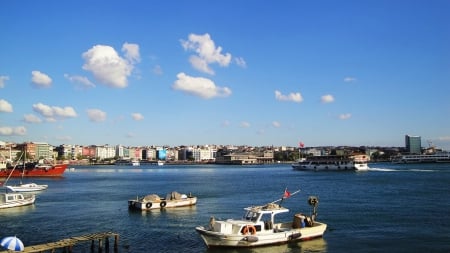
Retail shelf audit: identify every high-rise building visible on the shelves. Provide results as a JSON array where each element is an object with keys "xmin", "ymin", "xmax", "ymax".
[{"xmin": 405, "ymin": 135, "xmax": 421, "ymax": 154}]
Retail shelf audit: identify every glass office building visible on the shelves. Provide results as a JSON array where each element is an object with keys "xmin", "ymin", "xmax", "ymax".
[{"xmin": 405, "ymin": 135, "xmax": 421, "ymax": 154}]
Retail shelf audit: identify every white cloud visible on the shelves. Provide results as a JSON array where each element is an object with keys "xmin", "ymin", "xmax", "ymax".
[
  {"xmin": 32, "ymin": 103, "xmax": 77, "ymax": 121},
  {"xmin": 339, "ymin": 113, "xmax": 352, "ymax": 120},
  {"xmin": 321, "ymin": 94, "xmax": 335, "ymax": 103},
  {"xmin": 31, "ymin": 71, "xmax": 52, "ymax": 88},
  {"xmin": 272, "ymin": 121, "xmax": 281, "ymax": 128},
  {"xmin": 122, "ymin": 42, "xmax": 141, "ymax": 64},
  {"xmin": 82, "ymin": 43, "xmax": 140, "ymax": 88},
  {"xmin": 274, "ymin": 90, "xmax": 303, "ymax": 103},
  {"xmin": 172, "ymin": 72, "xmax": 232, "ymax": 99},
  {"xmin": 87, "ymin": 109, "xmax": 107, "ymax": 122},
  {"xmin": 131, "ymin": 113, "xmax": 144, "ymax": 121},
  {"xmin": 64, "ymin": 74, "xmax": 96, "ymax": 88},
  {"xmin": 0, "ymin": 126, "xmax": 26, "ymax": 136},
  {"xmin": 235, "ymin": 57, "xmax": 247, "ymax": 68},
  {"xmin": 240, "ymin": 121, "xmax": 251, "ymax": 128},
  {"xmin": 0, "ymin": 99, "xmax": 13, "ymax": 112},
  {"xmin": 344, "ymin": 77, "xmax": 357, "ymax": 82},
  {"xmin": 0, "ymin": 75, "xmax": 9, "ymax": 88},
  {"xmin": 438, "ymin": 136, "xmax": 450, "ymax": 141},
  {"xmin": 24, "ymin": 114, "xmax": 42, "ymax": 123},
  {"xmin": 181, "ymin": 33, "xmax": 232, "ymax": 75}
]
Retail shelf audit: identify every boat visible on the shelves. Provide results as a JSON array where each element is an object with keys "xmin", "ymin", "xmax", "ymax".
[
  {"xmin": 128, "ymin": 191, "xmax": 197, "ymax": 210},
  {"xmin": 292, "ymin": 154, "xmax": 369, "ymax": 171},
  {"xmin": 115, "ymin": 159, "xmax": 140, "ymax": 166},
  {"xmin": 391, "ymin": 152, "xmax": 450, "ymax": 163},
  {"xmin": 195, "ymin": 190, "xmax": 327, "ymax": 248},
  {"xmin": 157, "ymin": 160, "xmax": 164, "ymax": 166},
  {"xmin": 0, "ymin": 192, "xmax": 35, "ymax": 209},
  {"xmin": 0, "ymin": 163, "xmax": 67, "ymax": 177},
  {"xmin": 6, "ymin": 183, "xmax": 48, "ymax": 192}
]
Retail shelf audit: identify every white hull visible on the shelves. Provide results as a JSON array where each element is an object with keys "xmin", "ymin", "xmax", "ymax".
[
  {"xmin": 6, "ymin": 183, "xmax": 48, "ymax": 192},
  {"xmin": 128, "ymin": 192, "xmax": 196, "ymax": 210},
  {"xmin": 196, "ymin": 222, "xmax": 326, "ymax": 248},
  {"xmin": 0, "ymin": 193, "xmax": 35, "ymax": 209}
]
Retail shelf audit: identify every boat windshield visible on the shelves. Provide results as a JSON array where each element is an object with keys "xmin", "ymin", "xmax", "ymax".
[{"xmin": 244, "ymin": 211, "xmax": 259, "ymax": 221}]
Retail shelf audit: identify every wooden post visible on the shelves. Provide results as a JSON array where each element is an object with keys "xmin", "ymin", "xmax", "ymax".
[
  {"xmin": 114, "ymin": 234, "xmax": 119, "ymax": 253},
  {"xmin": 105, "ymin": 236, "xmax": 110, "ymax": 253},
  {"xmin": 98, "ymin": 239, "xmax": 103, "ymax": 253},
  {"xmin": 91, "ymin": 240, "xmax": 95, "ymax": 252}
]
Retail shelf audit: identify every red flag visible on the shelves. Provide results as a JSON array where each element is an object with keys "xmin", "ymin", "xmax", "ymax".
[
  {"xmin": 283, "ymin": 188, "xmax": 291, "ymax": 198},
  {"xmin": 299, "ymin": 142, "xmax": 304, "ymax": 148}
]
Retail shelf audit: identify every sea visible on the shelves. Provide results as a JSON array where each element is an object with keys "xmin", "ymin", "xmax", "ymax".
[{"xmin": 1, "ymin": 162, "xmax": 449, "ymax": 253}]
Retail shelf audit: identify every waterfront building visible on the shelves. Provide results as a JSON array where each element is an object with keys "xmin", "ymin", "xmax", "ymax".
[{"xmin": 405, "ymin": 135, "xmax": 421, "ymax": 154}]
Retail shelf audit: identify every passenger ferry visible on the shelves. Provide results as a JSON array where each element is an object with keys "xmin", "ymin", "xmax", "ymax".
[
  {"xmin": 292, "ymin": 154, "xmax": 369, "ymax": 171},
  {"xmin": 391, "ymin": 152, "xmax": 450, "ymax": 163}
]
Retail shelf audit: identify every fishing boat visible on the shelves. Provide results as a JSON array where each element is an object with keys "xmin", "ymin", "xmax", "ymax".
[
  {"xmin": 128, "ymin": 191, "xmax": 197, "ymax": 210},
  {"xmin": 0, "ymin": 163, "xmax": 67, "ymax": 177},
  {"xmin": 0, "ymin": 192, "xmax": 35, "ymax": 209},
  {"xmin": 292, "ymin": 154, "xmax": 369, "ymax": 171},
  {"xmin": 195, "ymin": 190, "xmax": 327, "ymax": 248}
]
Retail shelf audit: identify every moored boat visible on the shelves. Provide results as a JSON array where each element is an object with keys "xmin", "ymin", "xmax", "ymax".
[
  {"xmin": 6, "ymin": 183, "xmax": 48, "ymax": 192},
  {"xmin": 0, "ymin": 163, "xmax": 67, "ymax": 177},
  {"xmin": 195, "ymin": 190, "xmax": 326, "ymax": 248},
  {"xmin": 128, "ymin": 191, "xmax": 197, "ymax": 210},
  {"xmin": 0, "ymin": 192, "xmax": 36, "ymax": 209},
  {"xmin": 292, "ymin": 154, "xmax": 369, "ymax": 171}
]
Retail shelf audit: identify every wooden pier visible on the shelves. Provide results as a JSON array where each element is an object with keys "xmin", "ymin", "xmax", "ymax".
[{"xmin": 0, "ymin": 232, "xmax": 119, "ymax": 253}]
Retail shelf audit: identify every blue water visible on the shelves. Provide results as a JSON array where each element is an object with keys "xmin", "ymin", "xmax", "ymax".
[{"xmin": 1, "ymin": 163, "xmax": 449, "ymax": 253}]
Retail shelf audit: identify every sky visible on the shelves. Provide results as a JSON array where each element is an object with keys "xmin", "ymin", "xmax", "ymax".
[{"xmin": 0, "ymin": 0, "xmax": 449, "ymax": 150}]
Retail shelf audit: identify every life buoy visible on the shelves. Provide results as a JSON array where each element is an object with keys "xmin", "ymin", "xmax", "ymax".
[
  {"xmin": 160, "ymin": 201, "xmax": 167, "ymax": 208},
  {"xmin": 146, "ymin": 202, "xmax": 152, "ymax": 209},
  {"xmin": 242, "ymin": 225, "xmax": 256, "ymax": 235}
]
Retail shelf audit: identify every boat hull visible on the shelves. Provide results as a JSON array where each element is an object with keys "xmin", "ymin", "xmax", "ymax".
[
  {"xmin": 128, "ymin": 196, "xmax": 197, "ymax": 210},
  {"xmin": 292, "ymin": 163, "xmax": 368, "ymax": 171},
  {"xmin": 195, "ymin": 222, "xmax": 327, "ymax": 248},
  {"xmin": 0, "ymin": 164, "xmax": 67, "ymax": 177}
]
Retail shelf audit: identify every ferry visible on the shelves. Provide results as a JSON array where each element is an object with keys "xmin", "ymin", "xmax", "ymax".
[
  {"xmin": 391, "ymin": 152, "xmax": 450, "ymax": 163},
  {"xmin": 292, "ymin": 154, "xmax": 369, "ymax": 171}
]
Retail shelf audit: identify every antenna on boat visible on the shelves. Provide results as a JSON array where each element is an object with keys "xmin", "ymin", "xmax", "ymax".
[{"xmin": 308, "ymin": 196, "xmax": 319, "ymax": 222}]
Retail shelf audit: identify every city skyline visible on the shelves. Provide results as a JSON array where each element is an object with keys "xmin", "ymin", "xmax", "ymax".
[{"xmin": 1, "ymin": 1, "xmax": 449, "ymax": 150}]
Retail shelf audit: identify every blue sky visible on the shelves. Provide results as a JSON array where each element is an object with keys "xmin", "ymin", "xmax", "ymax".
[{"xmin": 1, "ymin": 0, "xmax": 449, "ymax": 150}]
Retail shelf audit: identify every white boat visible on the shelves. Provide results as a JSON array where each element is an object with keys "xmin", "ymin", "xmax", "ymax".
[
  {"xmin": 6, "ymin": 183, "xmax": 48, "ymax": 192},
  {"xmin": 391, "ymin": 152, "xmax": 450, "ymax": 163},
  {"xmin": 195, "ymin": 192, "xmax": 326, "ymax": 248},
  {"xmin": 128, "ymin": 191, "xmax": 197, "ymax": 210},
  {"xmin": 157, "ymin": 160, "xmax": 164, "ymax": 166},
  {"xmin": 0, "ymin": 192, "xmax": 36, "ymax": 209},
  {"xmin": 292, "ymin": 154, "xmax": 369, "ymax": 171},
  {"xmin": 115, "ymin": 159, "xmax": 140, "ymax": 166}
]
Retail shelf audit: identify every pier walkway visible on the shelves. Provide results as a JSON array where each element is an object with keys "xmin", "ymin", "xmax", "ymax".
[{"xmin": 0, "ymin": 232, "xmax": 119, "ymax": 253}]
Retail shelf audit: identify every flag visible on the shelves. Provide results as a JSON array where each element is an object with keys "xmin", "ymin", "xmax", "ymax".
[
  {"xmin": 299, "ymin": 142, "xmax": 304, "ymax": 148},
  {"xmin": 283, "ymin": 188, "xmax": 291, "ymax": 198}
]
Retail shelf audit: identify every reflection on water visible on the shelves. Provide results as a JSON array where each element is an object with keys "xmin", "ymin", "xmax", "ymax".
[
  {"xmin": 205, "ymin": 238, "xmax": 327, "ymax": 253},
  {"xmin": 128, "ymin": 205, "xmax": 198, "ymax": 217},
  {"xmin": 0, "ymin": 204, "xmax": 36, "ymax": 215}
]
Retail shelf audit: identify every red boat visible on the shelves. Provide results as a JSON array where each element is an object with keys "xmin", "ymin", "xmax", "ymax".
[{"xmin": 0, "ymin": 163, "xmax": 68, "ymax": 178}]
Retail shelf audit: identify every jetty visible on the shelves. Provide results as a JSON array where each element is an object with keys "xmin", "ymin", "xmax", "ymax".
[{"xmin": 0, "ymin": 232, "xmax": 119, "ymax": 253}]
